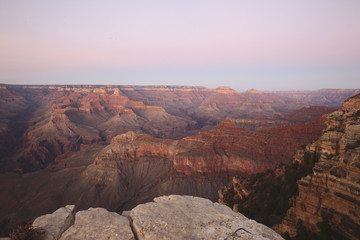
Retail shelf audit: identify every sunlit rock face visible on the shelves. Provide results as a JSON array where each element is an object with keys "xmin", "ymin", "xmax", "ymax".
[{"xmin": 279, "ymin": 94, "xmax": 360, "ymax": 239}]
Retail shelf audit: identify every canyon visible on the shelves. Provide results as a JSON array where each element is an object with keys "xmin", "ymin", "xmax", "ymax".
[
  {"xmin": 0, "ymin": 84, "xmax": 358, "ymax": 237},
  {"xmin": 219, "ymin": 93, "xmax": 360, "ymax": 239},
  {"xmin": 0, "ymin": 85, "xmax": 345, "ymax": 173}
]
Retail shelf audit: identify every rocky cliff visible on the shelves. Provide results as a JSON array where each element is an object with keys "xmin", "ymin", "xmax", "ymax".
[
  {"xmin": 276, "ymin": 94, "xmax": 360, "ymax": 239},
  {"xmin": 218, "ymin": 163, "xmax": 306, "ymax": 229},
  {"xmin": 27, "ymin": 195, "xmax": 283, "ymax": 240}
]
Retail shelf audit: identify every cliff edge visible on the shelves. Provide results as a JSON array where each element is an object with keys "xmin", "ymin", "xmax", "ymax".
[{"xmin": 277, "ymin": 94, "xmax": 360, "ymax": 239}]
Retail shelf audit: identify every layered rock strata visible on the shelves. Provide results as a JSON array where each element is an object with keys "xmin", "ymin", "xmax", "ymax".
[
  {"xmin": 278, "ymin": 94, "xmax": 360, "ymax": 239},
  {"xmin": 94, "ymin": 118, "xmax": 325, "ymax": 176},
  {"xmin": 1, "ymin": 85, "xmax": 353, "ymax": 173},
  {"xmin": 32, "ymin": 195, "xmax": 284, "ymax": 240}
]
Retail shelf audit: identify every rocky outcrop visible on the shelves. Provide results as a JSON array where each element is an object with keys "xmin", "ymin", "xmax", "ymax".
[
  {"xmin": 130, "ymin": 195, "xmax": 283, "ymax": 240},
  {"xmin": 32, "ymin": 205, "xmax": 75, "ymax": 240},
  {"xmin": 60, "ymin": 208, "xmax": 134, "ymax": 240},
  {"xmin": 217, "ymin": 160, "xmax": 313, "ymax": 229},
  {"xmin": 32, "ymin": 195, "xmax": 283, "ymax": 240},
  {"xmin": 277, "ymin": 94, "xmax": 360, "ymax": 239}
]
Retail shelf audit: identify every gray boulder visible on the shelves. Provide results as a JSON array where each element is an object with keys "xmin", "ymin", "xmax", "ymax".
[
  {"xmin": 60, "ymin": 208, "xmax": 134, "ymax": 240},
  {"xmin": 31, "ymin": 195, "xmax": 284, "ymax": 239},
  {"xmin": 129, "ymin": 195, "xmax": 284, "ymax": 240},
  {"xmin": 32, "ymin": 205, "xmax": 75, "ymax": 240}
]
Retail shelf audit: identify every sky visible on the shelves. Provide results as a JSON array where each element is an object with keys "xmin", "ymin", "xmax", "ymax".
[{"xmin": 0, "ymin": 0, "xmax": 359, "ymax": 91}]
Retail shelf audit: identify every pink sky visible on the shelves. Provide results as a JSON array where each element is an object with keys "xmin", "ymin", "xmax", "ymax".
[{"xmin": 0, "ymin": 0, "xmax": 359, "ymax": 90}]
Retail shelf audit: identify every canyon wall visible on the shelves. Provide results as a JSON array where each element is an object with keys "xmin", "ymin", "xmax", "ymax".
[{"xmin": 277, "ymin": 94, "xmax": 360, "ymax": 239}]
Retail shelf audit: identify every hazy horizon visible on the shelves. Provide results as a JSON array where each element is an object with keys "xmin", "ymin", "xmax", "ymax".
[{"xmin": 1, "ymin": 0, "xmax": 360, "ymax": 91}]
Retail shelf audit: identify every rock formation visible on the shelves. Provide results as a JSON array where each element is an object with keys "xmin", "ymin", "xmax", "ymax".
[
  {"xmin": 217, "ymin": 160, "xmax": 314, "ymax": 229},
  {"xmin": 32, "ymin": 205, "xmax": 75, "ymax": 240},
  {"xmin": 60, "ymin": 208, "xmax": 134, "ymax": 240},
  {"xmin": 277, "ymin": 94, "xmax": 360, "ymax": 239},
  {"xmin": 31, "ymin": 195, "xmax": 284, "ymax": 240}
]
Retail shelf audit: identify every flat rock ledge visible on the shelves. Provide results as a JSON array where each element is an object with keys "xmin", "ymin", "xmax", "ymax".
[{"xmin": 32, "ymin": 195, "xmax": 284, "ymax": 240}]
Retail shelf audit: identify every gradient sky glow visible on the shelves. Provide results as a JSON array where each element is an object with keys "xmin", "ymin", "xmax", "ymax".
[{"xmin": 1, "ymin": 0, "xmax": 359, "ymax": 91}]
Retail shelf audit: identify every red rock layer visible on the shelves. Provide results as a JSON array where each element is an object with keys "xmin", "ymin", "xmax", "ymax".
[
  {"xmin": 94, "ymin": 118, "xmax": 326, "ymax": 176},
  {"xmin": 173, "ymin": 118, "xmax": 325, "ymax": 175}
]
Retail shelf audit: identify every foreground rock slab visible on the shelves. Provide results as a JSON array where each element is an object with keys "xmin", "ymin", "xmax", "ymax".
[
  {"xmin": 32, "ymin": 205, "xmax": 75, "ymax": 240},
  {"xmin": 32, "ymin": 195, "xmax": 283, "ymax": 239},
  {"xmin": 129, "ymin": 195, "xmax": 283, "ymax": 240},
  {"xmin": 60, "ymin": 208, "xmax": 134, "ymax": 240}
]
